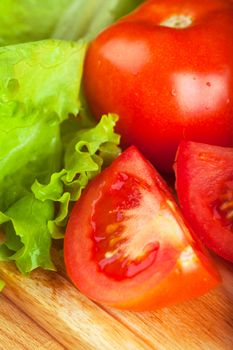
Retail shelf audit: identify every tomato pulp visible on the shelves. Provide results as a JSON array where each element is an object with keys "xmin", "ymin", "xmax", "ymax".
[
  {"xmin": 84, "ymin": 0, "xmax": 233, "ymax": 173},
  {"xmin": 64, "ymin": 147, "xmax": 220, "ymax": 311},
  {"xmin": 175, "ymin": 141, "xmax": 233, "ymax": 263}
]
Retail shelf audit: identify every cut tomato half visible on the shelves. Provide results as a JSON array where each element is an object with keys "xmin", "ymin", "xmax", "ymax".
[
  {"xmin": 175, "ymin": 140, "xmax": 233, "ymax": 263},
  {"xmin": 65, "ymin": 146, "xmax": 220, "ymax": 311}
]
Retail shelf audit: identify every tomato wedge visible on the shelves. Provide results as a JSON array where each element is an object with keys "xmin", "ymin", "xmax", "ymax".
[
  {"xmin": 64, "ymin": 146, "xmax": 220, "ymax": 310},
  {"xmin": 175, "ymin": 141, "xmax": 233, "ymax": 263}
]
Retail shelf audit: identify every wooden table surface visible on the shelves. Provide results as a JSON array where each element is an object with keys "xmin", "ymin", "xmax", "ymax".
[{"xmin": 0, "ymin": 251, "xmax": 232, "ymax": 350}]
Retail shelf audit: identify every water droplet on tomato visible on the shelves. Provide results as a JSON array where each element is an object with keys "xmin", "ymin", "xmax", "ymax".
[{"xmin": 171, "ymin": 89, "xmax": 176, "ymax": 96}]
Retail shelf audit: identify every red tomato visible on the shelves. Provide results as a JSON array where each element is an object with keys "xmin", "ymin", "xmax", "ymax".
[
  {"xmin": 64, "ymin": 146, "xmax": 220, "ymax": 311},
  {"xmin": 84, "ymin": 0, "xmax": 233, "ymax": 173},
  {"xmin": 175, "ymin": 141, "xmax": 233, "ymax": 263}
]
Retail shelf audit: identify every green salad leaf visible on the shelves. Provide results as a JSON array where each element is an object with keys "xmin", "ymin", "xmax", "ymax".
[
  {"xmin": 1, "ymin": 195, "xmax": 55, "ymax": 273},
  {"xmin": 0, "ymin": 0, "xmax": 143, "ymax": 46},
  {"xmin": 32, "ymin": 114, "xmax": 120, "ymax": 239},
  {"xmin": 0, "ymin": 279, "xmax": 5, "ymax": 291},
  {"xmin": 0, "ymin": 39, "xmax": 120, "ymax": 274},
  {"xmin": 53, "ymin": 0, "xmax": 144, "ymax": 41},
  {"xmin": 0, "ymin": 0, "xmax": 73, "ymax": 46},
  {"xmin": 0, "ymin": 39, "xmax": 86, "ymax": 211}
]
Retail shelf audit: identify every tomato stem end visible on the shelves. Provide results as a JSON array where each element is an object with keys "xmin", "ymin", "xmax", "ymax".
[{"xmin": 160, "ymin": 15, "xmax": 193, "ymax": 29}]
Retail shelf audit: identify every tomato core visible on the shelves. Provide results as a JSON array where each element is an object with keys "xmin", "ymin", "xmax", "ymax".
[
  {"xmin": 92, "ymin": 172, "xmax": 160, "ymax": 281},
  {"xmin": 212, "ymin": 182, "xmax": 233, "ymax": 229}
]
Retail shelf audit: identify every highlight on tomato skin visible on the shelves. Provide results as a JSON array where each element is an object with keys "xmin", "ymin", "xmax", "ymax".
[
  {"xmin": 175, "ymin": 140, "xmax": 233, "ymax": 264},
  {"xmin": 64, "ymin": 146, "xmax": 221, "ymax": 311}
]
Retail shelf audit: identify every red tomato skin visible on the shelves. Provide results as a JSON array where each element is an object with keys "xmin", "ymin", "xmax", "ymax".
[
  {"xmin": 175, "ymin": 141, "xmax": 233, "ymax": 263},
  {"xmin": 84, "ymin": 0, "xmax": 233, "ymax": 173},
  {"xmin": 64, "ymin": 146, "xmax": 220, "ymax": 311}
]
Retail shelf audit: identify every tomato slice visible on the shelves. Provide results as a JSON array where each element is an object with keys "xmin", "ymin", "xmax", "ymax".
[
  {"xmin": 175, "ymin": 141, "xmax": 233, "ymax": 263},
  {"xmin": 64, "ymin": 146, "xmax": 220, "ymax": 311}
]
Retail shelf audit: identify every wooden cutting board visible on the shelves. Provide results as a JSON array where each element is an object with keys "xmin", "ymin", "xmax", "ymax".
[{"xmin": 0, "ymin": 250, "xmax": 232, "ymax": 350}]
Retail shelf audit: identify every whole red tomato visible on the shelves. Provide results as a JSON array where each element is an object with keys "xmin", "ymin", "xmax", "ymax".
[{"xmin": 84, "ymin": 0, "xmax": 233, "ymax": 173}]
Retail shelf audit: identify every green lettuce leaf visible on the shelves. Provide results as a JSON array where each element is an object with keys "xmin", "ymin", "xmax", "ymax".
[
  {"xmin": 0, "ymin": 0, "xmax": 73, "ymax": 46},
  {"xmin": 53, "ymin": 0, "xmax": 144, "ymax": 41},
  {"xmin": 0, "ymin": 0, "xmax": 143, "ymax": 46},
  {"xmin": 32, "ymin": 114, "xmax": 120, "ymax": 238},
  {"xmin": 0, "ymin": 40, "xmax": 86, "ymax": 211},
  {"xmin": 0, "ymin": 195, "xmax": 54, "ymax": 274},
  {"xmin": 0, "ymin": 39, "xmax": 120, "ymax": 274},
  {"xmin": 0, "ymin": 279, "xmax": 5, "ymax": 291},
  {"xmin": 0, "ymin": 39, "xmax": 85, "ymax": 272}
]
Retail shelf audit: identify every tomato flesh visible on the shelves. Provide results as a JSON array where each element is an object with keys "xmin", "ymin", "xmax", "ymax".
[
  {"xmin": 92, "ymin": 172, "xmax": 161, "ymax": 280},
  {"xmin": 175, "ymin": 141, "xmax": 233, "ymax": 263},
  {"xmin": 65, "ymin": 147, "xmax": 220, "ymax": 310},
  {"xmin": 212, "ymin": 184, "xmax": 233, "ymax": 231}
]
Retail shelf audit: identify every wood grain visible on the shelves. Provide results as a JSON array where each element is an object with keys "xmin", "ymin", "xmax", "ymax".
[
  {"xmin": 54, "ymin": 247, "xmax": 233, "ymax": 349},
  {"xmin": 0, "ymin": 294, "xmax": 64, "ymax": 350},
  {"xmin": 103, "ymin": 257, "xmax": 233, "ymax": 350},
  {"xmin": 106, "ymin": 286, "xmax": 233, "ymax": 350},
  {"xmin": 0, "ymin": 261, "xmax": 151, "ymax": 350},
  {"xmin": 0, "ymin": 252, "xmax": 232, "ymax": 350}
]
